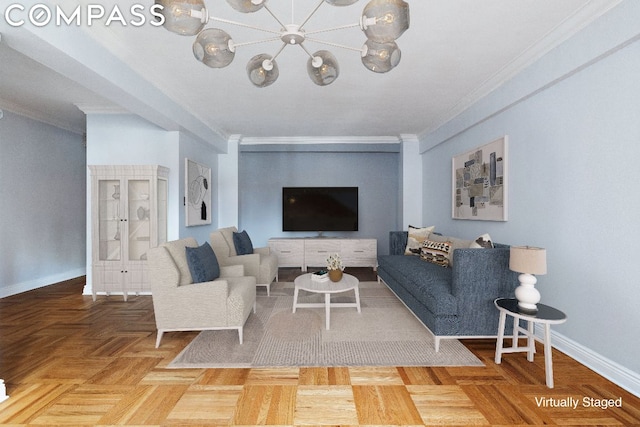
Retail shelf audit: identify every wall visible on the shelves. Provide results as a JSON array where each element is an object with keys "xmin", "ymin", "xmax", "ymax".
[
  {"xmin": 421, "ymin": 1, "xmax": 640, "ymax": 394},
  {"xmin": 0, "ymin": 111, "xmax": 86, "ymax": 297},
  {"xmin": 238, "ymin": 144, "xmax": 400, "ymax": 256}
]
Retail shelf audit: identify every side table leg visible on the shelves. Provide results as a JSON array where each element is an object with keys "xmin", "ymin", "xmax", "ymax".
[
  {"xmin": 292, "ymin": 287, "xmax": 299, "ymax": 313},
  {"xmin": 325, "ymin": 293, "xmax": 331, "ymax": 330},
  {"xmin": 527, "ymin": 320, "xmax": 535, "ymax": 362},
  {"xmin": 495, "ymin": 311, "xmax": 507, "ymax": 364},
  {"xmin": 354, "ymin": 287, "xmax": 361, "ymax": 313},
  {"xmin": 544, "ymin": 323, "xmax": 555, "ymax": 388}
]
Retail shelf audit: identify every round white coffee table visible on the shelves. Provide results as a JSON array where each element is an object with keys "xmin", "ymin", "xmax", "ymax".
[{"xmin": 293, "ymin": 273, "xmax": 361, "ymax": 330}]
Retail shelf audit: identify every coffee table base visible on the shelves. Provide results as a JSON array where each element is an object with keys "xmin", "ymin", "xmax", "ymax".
[{"xmin": 292, "ymin": 274, "xmax": 361, "ymax": 330}]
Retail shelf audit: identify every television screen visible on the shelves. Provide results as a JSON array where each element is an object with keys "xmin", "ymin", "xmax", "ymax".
[{"xmin": 283, "ymin": 187, "xmax": 358, "ymax": 232}]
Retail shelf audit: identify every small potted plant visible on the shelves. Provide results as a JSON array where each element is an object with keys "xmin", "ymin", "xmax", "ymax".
[{"xmin": 326, "ymin": 253, "xmax": 345, "ymax": 282}]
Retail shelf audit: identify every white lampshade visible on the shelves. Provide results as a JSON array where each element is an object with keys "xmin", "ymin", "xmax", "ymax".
[
  {"xmin": 193, "ymin": 28, "xmax": 235, "ymax": 68},
  {"xmin": 307, "ymin": 50, "xmax": 340, "ymax": 86},
  {"xmin": 157, "ymin": 0, "xmax": 207, "ymax": 36},
  {"xmin": 361, "ymin": 0, "xmax": 410, "ymax": 44},
  {"xmin": 510, "ymin": 246, "xmax": 547, "ymax": 275},
  {"xmin": 246, "ymin": 54, "xmax": 279, "ymax": 88},
  {"xmin": 361, "ymin": 39, "xmax": 401, "ymax": 73}
]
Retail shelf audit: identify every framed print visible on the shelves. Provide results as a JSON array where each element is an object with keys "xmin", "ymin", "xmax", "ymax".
[
  {"xmin": 185, "ymin": 158, "xmax": 211, "ymax": 226},
  {"xmin": 452, "ymin": 136, "xmax": 508, "ymax": 221}
]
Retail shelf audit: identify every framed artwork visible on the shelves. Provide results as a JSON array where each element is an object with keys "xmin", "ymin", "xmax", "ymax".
[
  {"xmin": 452, "ymin": 136, "xmax": 508, "ymax": 221},
  {"xmin": 185, "ymin": 158, "xmax": 212, "ymax": 226}
]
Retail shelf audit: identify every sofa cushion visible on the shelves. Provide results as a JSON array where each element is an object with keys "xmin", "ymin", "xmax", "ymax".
[
  {"xmin": 185, "ymin": 242, "xmax": 220, "ymax": 283},
  {"xmin": 404, "ymin": 225, "xmax": 435, "ymax": 255},
  {"xmin": 420, "ymin": 239, "xmax": 451, "ymax": 267},
  {"xmin": 378, "ymin": 255, "xmax": 457, "ymax": 316},
  {"xmin": 233, "ymin": 230, "xmax": 254, "ymax": 255}
]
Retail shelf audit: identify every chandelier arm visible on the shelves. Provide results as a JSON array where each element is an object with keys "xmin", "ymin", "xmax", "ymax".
[
  {"xmin": 261, "ymin": 3, "xmax": 288, "ymax": 30},
  {"xmin": 304, "ymin": 37, "xmax": 365, "ymax": 53},
  {"xmin": 231, "ymin": 37, "xmax": 282, "ymax": 49},
  {"xmin": 298, "ymin": 0, "xmax": 326, "ymax": 30},
  {"xmin": 269, "ymin": 43, "xmax": 288, "ymax": 62},
  {"xmin": 298, "ymin": 43, "xmax": 317, "ymax": 61},
  {"xmin": 304, "ymin": 22, "xmax": 361, "ymax": 36},
  {"xmin": 209, "ymin": 15, "xmax": 282, "ymax": 36}
]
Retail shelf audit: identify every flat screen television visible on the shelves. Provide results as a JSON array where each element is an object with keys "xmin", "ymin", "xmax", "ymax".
[{"xmin": 282, "ymin": 187, "xmax": 358, "ymax": 232}]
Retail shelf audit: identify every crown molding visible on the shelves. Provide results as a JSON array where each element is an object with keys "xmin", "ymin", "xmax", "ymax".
[
  {"xmin": 239, "ymin": 136, "xmax": 401, "ymax": 145},
  {"xmin": 75, "ymin": 103, "xmax": 129, "ymax": 115},
  {"xmin": 0, "ymin": 98, "xmax": 84, "ymax": 135}
]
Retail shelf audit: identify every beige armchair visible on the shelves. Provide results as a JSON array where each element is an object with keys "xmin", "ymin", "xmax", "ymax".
[
  {"xmin": 147, "ymin": 237, "xmax": 256, "ymax": 348},
  {"xmin": 210, "ymin": 227, "xmax": 278, "ymax": 296}
]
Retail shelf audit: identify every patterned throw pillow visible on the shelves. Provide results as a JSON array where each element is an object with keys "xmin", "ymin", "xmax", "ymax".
[
  {"xmin": 404, "ymin": 225, "xmax": 435, "ymax": 256},
  {"xmin": 420, "ymin": 239, "xmax": 452, "ymax": 267},
  {"xmin": 185, "ymin": 242, "xmax": 220, "ymax": 283}
]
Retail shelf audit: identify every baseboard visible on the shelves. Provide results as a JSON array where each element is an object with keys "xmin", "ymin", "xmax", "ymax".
[
  {"xmin": 535, "ymin": 325, "xmax": 640, "ymax": 398},
  {"xmin": 0, "ymin": 268, "xmax": 86, "ymax": 299}
]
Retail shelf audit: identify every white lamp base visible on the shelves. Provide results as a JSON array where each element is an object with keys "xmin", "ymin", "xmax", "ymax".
[{"xmin": 514, "ymin": 273, "xmax": 540, "ymax": 312}]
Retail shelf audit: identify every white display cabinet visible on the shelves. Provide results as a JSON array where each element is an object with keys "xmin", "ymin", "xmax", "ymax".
[{"xmin": 89, "ymin": 165, "xmax": 169, "ymax": 301}]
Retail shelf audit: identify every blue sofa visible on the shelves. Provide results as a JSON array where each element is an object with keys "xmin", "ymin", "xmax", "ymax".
[{"xmin": 377, "ymin": 231, "xmax": 518, "ymax": 351}]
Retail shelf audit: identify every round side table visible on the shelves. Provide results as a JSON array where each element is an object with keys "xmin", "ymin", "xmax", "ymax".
[{"xmin": 494, "ymin": 298, "xmax": 567, "ymax": 388}]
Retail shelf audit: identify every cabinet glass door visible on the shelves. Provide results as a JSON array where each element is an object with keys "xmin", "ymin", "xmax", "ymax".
[
  {"xmin": 127, "ymin": 179, "xmax": 151, "ymax": 262},
  {"xmin": 98, "ymin": 179, "xmax": 122, "ymax": 261}
]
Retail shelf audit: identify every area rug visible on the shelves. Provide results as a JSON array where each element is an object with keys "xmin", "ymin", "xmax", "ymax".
[{"xmin": 168, "ymin": 281, "xmax": 483, "ymax": 368}]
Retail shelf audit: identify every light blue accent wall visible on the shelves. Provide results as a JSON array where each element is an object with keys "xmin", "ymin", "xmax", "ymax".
[
  {"xmin": 421, "ymin": 1, "xmax": 640, "ymax": 384},
  {"xmin": 0, "ymin": 111, "xmax": 86, "ymax": 297},
  {"xmin": 238, "ymin": 145, "xmax": 400, "ymax": 255}
]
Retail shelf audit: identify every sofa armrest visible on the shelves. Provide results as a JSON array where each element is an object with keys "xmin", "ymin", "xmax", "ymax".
[
  {"xmin": 254, "ymin": 246, "xmax": 271, "ymax": 256},
  {"xmin": 451, "ymin": 247, "xmax": 519, "ymax": 330},
  {"xmin": 220, "ymin": 264, "xmax": 245, "ymax": 277},
  {"xmin": 221, "ymin": 253, "xmax": 260, "ymax": 278},
  {"xmin": 451, "ymin": 248, "xmax": 518, "ymax": 299},
  {"xmin": 389, "ymin": 231, "xmax": 408, "ymax": 255}
]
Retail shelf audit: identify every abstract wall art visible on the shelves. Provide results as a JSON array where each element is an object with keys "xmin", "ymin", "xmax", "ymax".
[
  {"xmin": 185, "ymin": 158, "xmax": 212, "ymax": 226},
  {"xmin": 452, "ymin": 136, "xmax": 508, "ymax": 221}
]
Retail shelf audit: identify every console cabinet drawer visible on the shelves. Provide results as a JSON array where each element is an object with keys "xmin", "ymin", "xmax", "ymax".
[
  {"xmin": 269, "ymin": 238, "xmax": 377, "ymax": 271},
  {"xmin": 268, "ymin": 239, "xmax": 304, "ymax": 268}
]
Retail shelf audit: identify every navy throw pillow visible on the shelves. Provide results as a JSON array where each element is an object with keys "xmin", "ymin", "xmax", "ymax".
[
  {"xmin": 185, "ymin": 242, "xmax": 220, "ymax": 283},
  {"xmin": 233, "ymin": 230, "xmax": 254, "ymax": 255}
]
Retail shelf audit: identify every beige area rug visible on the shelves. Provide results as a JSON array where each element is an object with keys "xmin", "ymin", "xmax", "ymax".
[{"xmin": 168, "ymin": 281, "xmax": 483, "ymax": 368}]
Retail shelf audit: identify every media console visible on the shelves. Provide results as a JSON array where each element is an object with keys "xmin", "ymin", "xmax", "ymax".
[{"xmin": 268, "ymin": 237, "xmax": 377, "ymax": 271}]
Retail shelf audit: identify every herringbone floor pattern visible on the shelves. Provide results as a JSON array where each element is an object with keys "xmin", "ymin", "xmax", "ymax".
[{"xmin": 0, "ymin": 272, "xmax": 638, "ymax": 426}]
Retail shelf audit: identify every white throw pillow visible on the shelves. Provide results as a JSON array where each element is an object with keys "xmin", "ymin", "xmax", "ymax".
[
  {"xmin": 470, "ymin": 233, "xmax": 494, "ymax": 248},
  {"xmin": 404, "ymin": 225, "xmax": 435, "ymax": 256}
]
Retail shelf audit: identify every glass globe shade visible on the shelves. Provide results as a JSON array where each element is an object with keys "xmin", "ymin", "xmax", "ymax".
[
  {"xmin": 361, "ymin": 39, "xmax": 401, "ymax": 73},
  {"xmin": 156, "ymin": 0, "xmax": 207, "ymax": 36},
  {"xmin": 226, "ymin": 0, "xmax": 265, "ymax": 13},
  {"xmin": 246, "ymin": 54, "xmax": 279, "ymax": 87},
  {"xmin": 193, "ymin": 28, "xmax": 235, "ymax": 68},
  {"xmin": 324, "ymin": 0, "xmax": 359, "ymax": 6},
  {"xmin": 362, "ymin": 0, "xmax": 410, "ymax": 43},
  {"xmin": 307, "ymin": 50, "xmax": 339, "ymax": 86}
]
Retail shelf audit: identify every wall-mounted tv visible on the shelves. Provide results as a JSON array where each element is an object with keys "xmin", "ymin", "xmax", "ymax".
[{"xmin": 283, "ymin": 187, "xmax": 358, "ymax": 232}]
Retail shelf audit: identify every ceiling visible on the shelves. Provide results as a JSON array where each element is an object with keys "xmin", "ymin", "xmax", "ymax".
[{"xmin": 0, "ymin": 0, "xmax": 622, "ymax": 149}]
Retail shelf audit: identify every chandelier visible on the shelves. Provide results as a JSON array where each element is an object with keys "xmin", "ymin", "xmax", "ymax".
[{"xmin": 156, "ymin": 0, "xmax": 410, "ymax": 87}]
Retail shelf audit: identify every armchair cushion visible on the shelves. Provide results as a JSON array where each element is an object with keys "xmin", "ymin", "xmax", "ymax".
[
  {"xmin": 185, "ymin": 242, "xmax": 220, "ymax": 283},
  {"xmin": 233, "ymin": 230, "xmax": 254, "ymax": 255}
]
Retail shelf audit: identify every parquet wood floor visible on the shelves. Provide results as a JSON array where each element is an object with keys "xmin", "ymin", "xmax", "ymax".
[{"xmin": 1, "ymin": 273, "xmax": 639, "ymax": 426}]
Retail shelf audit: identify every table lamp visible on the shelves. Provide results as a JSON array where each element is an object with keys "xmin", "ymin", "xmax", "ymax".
[{"xmin": 509, "ymin": 246, "xmax": 547, "ymax": 312}]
